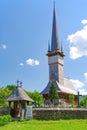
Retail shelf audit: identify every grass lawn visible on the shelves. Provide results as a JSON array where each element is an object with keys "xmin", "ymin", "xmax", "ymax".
[{"xmin": 0, "ymin": 119, "xmax": 87, "ymax": 130}]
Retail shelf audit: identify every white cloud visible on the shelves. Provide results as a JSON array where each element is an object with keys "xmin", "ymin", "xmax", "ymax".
[
  {"xmin": 26, "ymin": 58, "xmax": 39, "ymax": 66},
  {"xmin": 19, "ymin": 63, "xmax": 24, "ymax": 66},
  {"xmin": 0, "ymin": 44, "xmax": 7, "ymax": 50},
  {"xmin": 79, "ymin": 89, "xmax": 87, "ymax": 95},
  {"xmin": 70, "ymin": 79, "xmax": 87, "ymax": 95},
  {"xmin": 2, "ymin": 44, "xmax": 7, "ymax": 49},
  {"xmin": 67, "ymin": 19, "xmax": 87, "ymax": 59},
  {"xmin": 81, "ymin": 19, "xmax": 87, "ymax": 25},
  {"xmin": 70, "ymin": 79, "xmax": 84, "ymax": 90},
  {"xmin": 84, "ymin": 72, "xmax": 87, "ymax": 83},
  {"xmin": 70, "ymin": 72, "xmax": 87, "ymax": 95},
  {"xmin": 69, "ymin": 47, "xmax": 82, "ymax": 59}
]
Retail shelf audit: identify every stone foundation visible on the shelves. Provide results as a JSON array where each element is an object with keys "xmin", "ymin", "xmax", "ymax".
[
  {"xmin": 1, "ymin": 107, "xmax": 87, "ymax": 120},
  {"xmin": 33, "ymin": 108, "xmax": 87, "ymax": 120},
  {"xmin": 0, "ymin": 108, "xmax": 10, "ymax": 116}
]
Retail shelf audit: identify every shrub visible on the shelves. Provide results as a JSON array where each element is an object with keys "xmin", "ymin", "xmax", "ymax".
[
  {"xmin": 80, "ymin": 96, "xmax": 87, "ymax": 108},
  {"xmin": 0, "ymin": 115, "xmax": 12, "ymax": 126}
]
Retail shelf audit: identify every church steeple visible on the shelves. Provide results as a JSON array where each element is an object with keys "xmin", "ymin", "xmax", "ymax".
[
  {"xmin": 41, "ymin": 4, "xmax": 77, "ymax": 104},
  {"xmin": 51, "ymin": 4, "xmax": 60, "ymax": 52},
  {"xmin": 46, "ymin": 4, "xmax": 65, "ymax": 85}
]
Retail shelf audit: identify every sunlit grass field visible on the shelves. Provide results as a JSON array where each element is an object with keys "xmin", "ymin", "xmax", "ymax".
[{"xmin": 0, "ymin": 119, "xmax": 87, "ymax": 130}]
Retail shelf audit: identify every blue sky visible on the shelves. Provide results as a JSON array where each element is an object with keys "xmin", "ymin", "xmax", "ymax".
[{"xmin": 0, "ymin": 0, "xmax": 87, "ymax": 95}]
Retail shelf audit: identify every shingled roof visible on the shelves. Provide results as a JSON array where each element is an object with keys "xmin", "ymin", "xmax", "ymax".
[
  {"xmin": 41, "ymin": 78, "xmax": 77, "ymax": 95},
  {"xmin": 6, "ymin": 86, "xmax": 34, "ymax": 102}
]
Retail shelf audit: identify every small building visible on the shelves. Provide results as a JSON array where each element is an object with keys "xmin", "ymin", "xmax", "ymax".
[
  {"xmin": 6, "ymin": 86, "xmax": 34, "ymax": 119},
  {"xmin": 41, "ymin": 5, "xmax": 78, "ymax": 106}
]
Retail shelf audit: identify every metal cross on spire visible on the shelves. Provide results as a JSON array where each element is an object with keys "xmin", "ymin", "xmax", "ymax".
[
  {"xmin": 16, "ymin": 80, "xmax": 19, "ymax": 87},
  {"xmin": 16, "ymin": 80, "xmax": 23, "ymax": 87},
  {"xmin": 20, "ymin": 81, "xmax": 22, "ymax": 87}
]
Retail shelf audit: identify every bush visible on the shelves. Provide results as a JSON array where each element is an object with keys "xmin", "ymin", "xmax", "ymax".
[
  {"xmin": 0, "ymin": 115, "xmax": 12, "ymax": 126},
  {"xmin": 80, "ymin": 96, "xmax": 87, "ymax": 108}
]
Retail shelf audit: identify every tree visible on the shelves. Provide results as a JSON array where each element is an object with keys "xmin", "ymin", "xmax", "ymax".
[
  {"xmin": 0, "ymin": 85, "xmax": 16, "ymax": 107},
  {"xmin": 69, "ymin": 94, "xmax": 74, "ymax": 106},
  {"xmin": 26, "ymin": 91, "xmax": 43, "ymax": 106},
  {"xmin": 49, "ymin": 82, "xmax": 59, "ymax": 104},
  {"xmin": 0, "ymin": 87, "xmax": 11, "ymax": 107},
  {"xmin": 80, "ymin": 96, "xmax": 87, "ymax": 108},
  {"xmin": 6, "ymin": 85, "xmax": 16, "ymax": 91},
  {"xmin": 80, "ymin": 99, "xmax": 84, "ymax": 107}
]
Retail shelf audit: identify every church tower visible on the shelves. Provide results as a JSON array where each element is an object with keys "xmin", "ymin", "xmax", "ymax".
[
  {"xmin": 41, "ymin": 5, "xmax": 77, "ymax": 104},
  {"xmin": 47, "ymin": 5, "xmax": 65, "ymax": 85}
]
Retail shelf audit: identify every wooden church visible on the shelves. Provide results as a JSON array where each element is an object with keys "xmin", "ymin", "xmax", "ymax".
[{"xmin": 41, "ymin": 5, "xmax": 78, "ymax": 106}]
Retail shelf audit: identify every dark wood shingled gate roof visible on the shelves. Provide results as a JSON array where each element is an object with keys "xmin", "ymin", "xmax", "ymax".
[{"xmin": 6, "ymin": 86, "xmax": 34, "ymax": 102}]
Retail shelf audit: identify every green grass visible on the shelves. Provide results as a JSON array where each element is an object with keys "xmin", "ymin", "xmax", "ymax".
[{"xmin": 0, "ymin": 119, "xmax": 87, "ymax": 130}]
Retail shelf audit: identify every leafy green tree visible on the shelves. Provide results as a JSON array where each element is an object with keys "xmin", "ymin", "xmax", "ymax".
[
  {"xmin": 0, "ymin": 85, "xmax": 16, "ymax": 107},
  {"xmin": 26, "ymin": 91, "xmax": 43, "ymax": 106},
  {"xmin": 69, "ymin": 94, "xmax": 74, "ymax": 106},
  {"xmin": 49, "ymin": 82, "xmax": 59, "ymax": 104},
  {"xmin": 80, "ymin": 99, "xmax": 84, "ymax": 107},
  {"xmin": 84, "ymin": 96, "xmax": 87, "ymax": 107},
  {"xmin": 6, "ymin": 85, "xmax": 16, "ymax": 91},
  {"xmin": 80, "ymin": 96, "xmax": 87, "ymax": 108},
  {"xmin": 0, "ymin": 87, "xmax": 11, "ymax": 107}
]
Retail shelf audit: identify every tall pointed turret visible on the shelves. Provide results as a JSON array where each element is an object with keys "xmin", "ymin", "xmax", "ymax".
[
  {"xmin": 41, "ymin": 4, "xmax": 77, "ymax": 105},
  {"xmin": 51, "ymin": 4, "xmax": 60, "ymax": 52},
  {"xmin": 45, "ymin": 5, "xmax": 65, "ymax": 85},
  {"xmin": 41, "ymin": 4, "xmax": 65, "ymax": 93}
]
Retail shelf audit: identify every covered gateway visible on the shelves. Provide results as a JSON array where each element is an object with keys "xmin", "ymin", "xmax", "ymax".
[{"xmin": 6, "ymin": 86, "xmax": 34, "ymax": 119}]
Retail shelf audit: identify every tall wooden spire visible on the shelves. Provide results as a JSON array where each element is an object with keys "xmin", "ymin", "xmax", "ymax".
[{"xmin": 51, "ymin": 4, "xmax": 60, "ymax": 52}]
